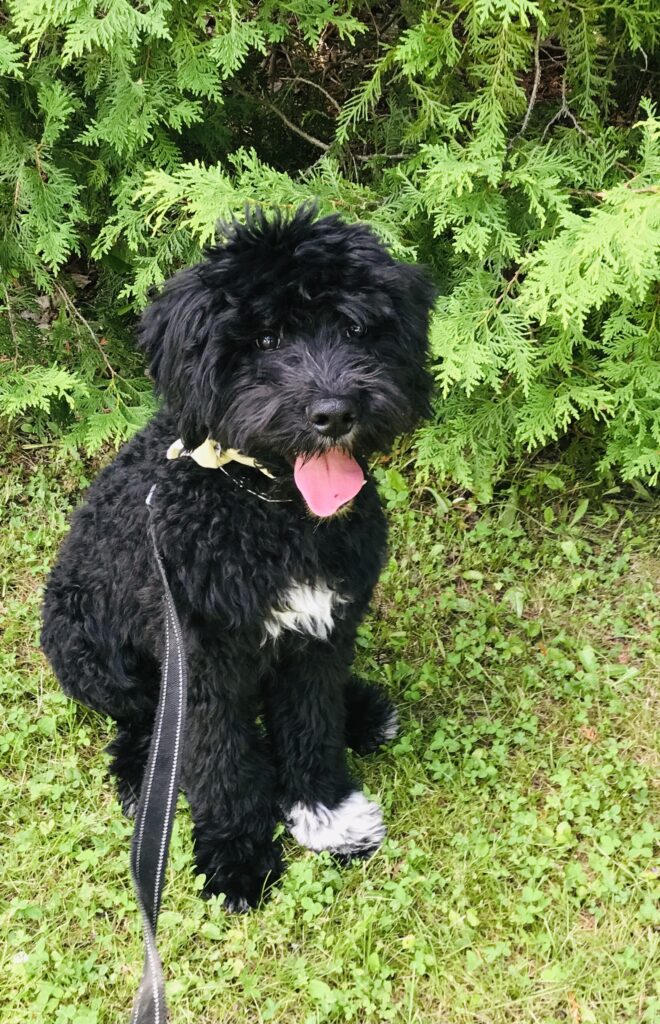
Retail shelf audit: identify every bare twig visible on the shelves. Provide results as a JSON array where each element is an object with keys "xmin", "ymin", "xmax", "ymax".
[
  {"xmin": 593, "ymin": 184, "xmax": 660, "ymax": 200},
  {"xmin": 2, "ymin": 284, "xmax": 19, "ymax": 365},
  {"xmin": 239, "ymin": 85, "xmax": 330, "ymax": 152},
  {"xmin": 364, "ymin": 3, "xmax": 382, "ymax": 43},
  {"xmin": 494, "ymin": 267, "xmax": 524, "ymax": 309},
  {"xmin": 379, "ymin": 11, "xmax": 405, "ymax": 38},
  {"xmin": 281, "ymin": 76, "xmax": 342, "ymax": 112},
  {"xmin": 475, "ymin": 267, "xmax": 524, "ymax": 330},
  {"xmin": 512, "ymin": 27, "xmax": 542, "ymax": 144},
  {"xmin": 353, "ymin": 151, "xmax": 408, "ymax": 163},
  {"xmin": 265, "ymin": 47, "xmax": 277, "ymax": 91},
  {"xmin": 542, "ymin": 73, "xmax": 591, "ymax": 140},
  {"xmin": 54, "ymin": 282, "xmax": 117, "ymax": 380},
  {"xmin": 236, "ymin": 85, "xmax": 406, "ymax": 165}
]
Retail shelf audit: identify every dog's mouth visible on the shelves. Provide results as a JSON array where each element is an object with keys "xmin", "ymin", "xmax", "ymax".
[{"xmin": 293, "ymin": 449, "xmax": 365, "ymax": 518}]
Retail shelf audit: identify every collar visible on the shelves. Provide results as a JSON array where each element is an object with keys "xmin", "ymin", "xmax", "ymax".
[{"xmin": 166, "ymin": 438, "xmax": 276, "ymax": 479}]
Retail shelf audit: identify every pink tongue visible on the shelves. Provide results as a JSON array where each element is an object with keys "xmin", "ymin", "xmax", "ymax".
[{"xmin": 294, "ymin": 450, "xmax": 365, "ymax": 517}]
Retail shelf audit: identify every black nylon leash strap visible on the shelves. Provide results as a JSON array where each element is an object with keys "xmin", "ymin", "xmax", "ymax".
[{"xmin": 129, "ymin": 485, "xmax": 188, "ymax": 1024}]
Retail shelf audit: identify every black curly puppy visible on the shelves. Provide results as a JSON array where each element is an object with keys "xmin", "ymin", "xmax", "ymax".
[{"xmin": 41, "ymin": 207, "xmax": 434, "ymax": 912}]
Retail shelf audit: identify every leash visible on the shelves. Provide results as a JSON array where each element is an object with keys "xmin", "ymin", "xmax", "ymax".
[
  {"xmin": 127, "ymin": 464, "xmax": 287, "ymax": 1021},
  {"xmin": 216, "ymin": 463, "xmax": 292, "ymax": 504},
  {"xmin": 128, "ymin": 485, "xmax": 187, "ymax": 1024}
]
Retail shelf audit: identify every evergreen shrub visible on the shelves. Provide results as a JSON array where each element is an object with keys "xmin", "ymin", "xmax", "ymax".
[{"xmin": 1, "ymin": 2, "xmax": 658, "ymax": 491}]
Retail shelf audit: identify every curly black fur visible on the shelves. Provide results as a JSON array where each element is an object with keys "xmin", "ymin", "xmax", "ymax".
[{"xmin": 41, "ymin": 207, "xmax": 435, "ymax": 910}]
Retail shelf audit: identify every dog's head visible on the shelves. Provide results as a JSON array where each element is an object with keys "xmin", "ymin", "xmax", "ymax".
[{"xmin": 139, "ymin": 206, "xmax": 435, "ymax": 515}]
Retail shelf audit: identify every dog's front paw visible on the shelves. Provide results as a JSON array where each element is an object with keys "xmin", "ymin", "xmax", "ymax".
[
  {"xmin": 197, "ymin": 840, "xmax": 283, "ymax": 912},
  {"xmin": 287, "ymin": 791, "xmax": 386, "ymax": 858}
]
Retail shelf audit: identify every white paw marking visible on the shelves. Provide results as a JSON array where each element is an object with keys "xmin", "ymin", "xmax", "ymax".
[
  {"xmin": 264, "ymin": 581, "xmax": 344, "ymax": 641},
  {"xmin": 224, "ymin": 894, "xmax": 250, "ymax": 914},
  {"xmin": 287, "ymin": 791, "xmax": 386, "ymax": 856},
  {"xmin": 379, "ymin": 708, "xmax": 399, "ymax": 743},
  {"xmin": 122, "ymin": 797, "xmax": 138, "ymax": 819}
]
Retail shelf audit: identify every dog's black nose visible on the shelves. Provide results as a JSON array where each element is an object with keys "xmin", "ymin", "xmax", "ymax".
[{"xmin": 308, "ymin": 397, "xmax": 358, "ymax": 438}]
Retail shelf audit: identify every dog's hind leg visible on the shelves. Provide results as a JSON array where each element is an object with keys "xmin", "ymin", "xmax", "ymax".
[
  {"xmin": 42, "ymin": 577, "xmax": 160, "ymax": 719},
  {"xmin": 107, "ymin": 721, "xmax": 154, "ymax": 818},
  {"xmin": 42, "ymin": 587, "xmax": 161, "ymax": 816},
  {"xmin": 344, "ymin": 675, "xmax": 399, "ymax": 755}
]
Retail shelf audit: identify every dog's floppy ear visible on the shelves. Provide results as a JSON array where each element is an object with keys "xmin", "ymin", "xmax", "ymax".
[
  {"xmin": 138, "ymin": 267, "xmax": 214, "ymax": 450},
  {"xmin": 384, "ymin": 260, "xmax": 437, "ymax": 419},
  {"xmin": 387, "ymin": 261, "xmax": 437, "ymax": 389},
  {"xmin": 391, "ymin": 262, "xmax": 437, "ymax": 345}
]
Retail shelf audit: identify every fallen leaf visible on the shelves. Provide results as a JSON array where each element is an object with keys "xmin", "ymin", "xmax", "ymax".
[{"xmin": 568, "ymin": 991, "xmax": 581, "ymax": 1023}]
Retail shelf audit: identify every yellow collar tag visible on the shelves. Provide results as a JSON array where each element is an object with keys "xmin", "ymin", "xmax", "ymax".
[{"xmin": 166, "ymin": 438, "xmax": 276, "ymax": 478}]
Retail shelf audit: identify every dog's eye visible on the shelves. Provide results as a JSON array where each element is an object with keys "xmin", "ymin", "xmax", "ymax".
[
  {"xmin": 346, "ymin": 323, "xmax": 366, "ymax": 339},
  {"xmin": 256, "ymin": 332, "xmax": 280, "ymax": 351}
]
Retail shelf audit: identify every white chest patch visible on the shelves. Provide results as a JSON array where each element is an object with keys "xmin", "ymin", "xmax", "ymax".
[{"xmin": 264, "ymin": 582, "xmax": 344, "ymax": 642}]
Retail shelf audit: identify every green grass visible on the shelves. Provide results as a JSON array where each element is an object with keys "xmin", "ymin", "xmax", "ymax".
[{"xmin": 1, "ymin": 447, "xmax": 658, "ymax": 1024}]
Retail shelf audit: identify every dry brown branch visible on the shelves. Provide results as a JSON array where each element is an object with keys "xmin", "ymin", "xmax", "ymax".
[
  {"xmin": 239, "ymin": 86, "xmax": 330, "ymax": 152},
  {"xmin": 512, "ymin": 27, "xmax": 542, "ymax": 143},
  {"xmin": 53, "ymin": 282, "xmax": 117, "ymax": 380},
  {"xmin": 280, "ymin": 76, "xmax": 342, "ymax": 112},
  {"xmin": 2, "ymin": 285, "xmax": 19, "ymax": 365}
]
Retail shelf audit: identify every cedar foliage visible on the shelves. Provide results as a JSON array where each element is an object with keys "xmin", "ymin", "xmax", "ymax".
[{"xmin": 0, "ymin": 1, "xmax": 658, "ymax": 492}]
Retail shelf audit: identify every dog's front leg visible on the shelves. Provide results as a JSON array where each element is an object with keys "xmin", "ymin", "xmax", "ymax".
[
  {"xmin": 267, "ymin": 637, "xmax": 386, "ymax": 859},
  {"xmin": 183, "ymin": 692, "xmax": 283, "ymax": 912}
]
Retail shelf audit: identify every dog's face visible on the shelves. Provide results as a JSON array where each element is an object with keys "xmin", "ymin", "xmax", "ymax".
[{"xmin": 140, "ymin": 208, "xmax": 435, "ymax": 511}]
